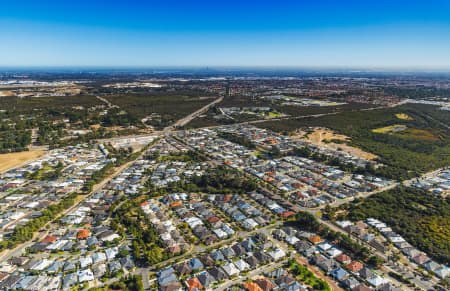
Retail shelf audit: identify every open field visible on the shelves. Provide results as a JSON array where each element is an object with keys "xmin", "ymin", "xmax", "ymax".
[
  {"xmin": 292, "ymin": 127, "xmax": 378, "ymax": 160},
  {"xmin": 372, "ymin": 124, "xmax": 407, "ymax": 134},
  {"xmin": 0, "ymin": 149, "xmax": 45, "ymax": 173},
  {"xmin": 395, "ymin": 113, "xmax": 413, "ymax": 120}
]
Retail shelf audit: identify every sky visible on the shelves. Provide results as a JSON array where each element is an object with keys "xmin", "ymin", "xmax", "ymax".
[{"xmin": 1, "ymin": 0, "xmax": 450, "ymax": 69}]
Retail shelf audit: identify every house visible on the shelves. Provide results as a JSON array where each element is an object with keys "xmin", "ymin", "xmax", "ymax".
[
  {"xmin": 221, "ymin": 247, "xmax": 236, "ymax": 259},
  {"xmin": 335, "ymin": 254, "xmax": 352, "ymax": 264},
  {"xmin": 327, "ymin": 247, "xmax": 343, "ymax": 258},
  {"xmin": 308, "ymin": 235, "xmax": 323, "ymax": 244},
  {"xmin": 272, "ymin": 229, "xmax": 286, "ymax": 240},
  {"xmin": 189, "ymin": 258, "xmax": 204, "ymax": 271},
  {"xmin": 232, "ymin": 244, "xmax": 246, "ymax": 256},
  {"xmin": 275, "ymin": 274, "xmax": 296, "ymax": 289},
  {"xmin": 158, "ymin": 267, "xmax": 179, "ymax": 288},
  {"xmin": 434, "ymin": 266, "xmax": 449, "ymax": 279},
  {"xmin": 302, "ymin": 246, "xmax": 317, "ymax": 258},
  {"xmin": 351, "ymin": 284, "xmax": 372, "ymax": 291},
  {"xmin": 423, "ymin": 260, "xmax": 440, "ymax": 272},
  {"xmin": 78, "ymin": 269, "xmax": 95, "ymax": 283},
  {"xmin": 245, "ymin": 255, "xmax": 260, "ymax": 269},
  {"xmin": 268, "ymin": 248, "xmax": 286, "ymax": 261},
  {"xmin": 62, "ymin": 273, "xmax": 77, "ymax": 289},
  {"xmin": 160, "ymin": 281, "xmax": 183, "ymax": 291},
  {"xmin": 209, "ymin": 266, "xmax": 228, "ymax": 281},
  {"xmin": 120, "ymin": 256, "xmax": 135, "ymax": 269},
  {"xmin": 222, "ymin": 262, "xmax": 240, "ymax": 277},
  {"xmin": 331, "ymin": 267, "xmax": 349, "ymax": 281},
  {"xmin": 79, "ymin": 256, "xmax": 93, "ymax": 269},
  {"xmin": 254, "ymin": 277, "xmax": 276, "ymax": 291},
  {"xmin": 358, "ymin": 267, "xmax": 374, "ymax": 280},
  {"xmin": 197, "ymin": 271, "xmax": 216, "ymax": 288},
  {"xmin": 377, "ymin": 283, "xmax": 403, "ymax": 291},
  {"xmin": 77, "ymin": 229, "xmax": 91, "ymax": 240},
  {"xmin": 243, "ymin": 282, "xmax": 263, "ymax": 291},
  {"xmin": 234, "ymin": 259, "xmax": 250, "ymax": 271},
  {"xmin": 185, "ymin": 277, "xmax": 203, "ymax": 291},
  {"xmin": 93, "ymin": 263, "xmax": 107, "ymax": 277},
  {"xmin": 254, "ymin": 251, "xmax": 272, "ymax": 264},
  {"xmin": 343, "ymin": 277, "xmax": 360, "ymax": 289},
  {"xmin": 199, "ymin": 254, "xmax": 215, "ymax": 268},
  {"xmin": 91, "ymin": 252, "xmax": 107, "ymax": 264},
  {"xmin": 346, "ymin": 261, "xmax": 364, "ymax": 273},
  {"xmin": 241, "ymin": 238, "xmax": 257, "ymax": 251},
  {"xmin": 210, "ymin": 250, "xmax": 225, "ymax": 262},
  {"xmin": 41, "ymin": 235, "xmax": 58, "ymax": 243},
  {"xmin": 174, "ymin": 262, "xmax": 192, "ymax": 277},
  {"xmin": 412, "ymin": 253, "xmax": 429, "ymax": 265},
  {"xmin": 311, "ymin": 255, "xmax": 336, "ymax": 274},
  {"xmin": 294, "ymin": 240, "xmax": 311, "ymax": 253},
  {"xmin": 367, "ymin": 275, "xmax": 387, "ymax": 287}
]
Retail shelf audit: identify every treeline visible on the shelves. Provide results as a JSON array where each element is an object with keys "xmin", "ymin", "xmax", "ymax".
[
  {"xmin": 0, "ymin": 193, "xmax": 77, "ymax": 250},
  {"xmin": 0, "ymin": 130, "xmax": 31, "ymax": 153},
  {"xmin": 335, "ymin": 187, "xmax": 450, "ymax": 264},
  {"xmin": 287, "ymin": 212, "xmax": 383, "ymax": 267},
  {"xmin": 384, "ymin": 87, "xmax": 450, "ymax": 100}
]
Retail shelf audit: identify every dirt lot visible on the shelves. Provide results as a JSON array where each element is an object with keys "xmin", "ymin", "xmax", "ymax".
[
  {"xmin": 292, "ymin": 127, "xmax": 378, "ymax": 161},
  {"xmin": 0, "ymin": 150, "xmax": 45, "ymax": 173}
]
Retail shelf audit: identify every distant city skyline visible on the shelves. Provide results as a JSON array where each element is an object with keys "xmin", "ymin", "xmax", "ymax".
[{"xmin": 1, "ymin": 0, "xmax": 450, "ymax": 69}]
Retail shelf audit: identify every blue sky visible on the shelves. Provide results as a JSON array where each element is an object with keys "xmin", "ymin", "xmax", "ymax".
[{"xmin": 1, "ymin": 0, "xmax": 450, "ymax": 68}]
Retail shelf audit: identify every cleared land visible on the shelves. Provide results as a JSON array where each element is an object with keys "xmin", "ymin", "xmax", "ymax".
[
  {"xmin": 372, "ymin": 124, "xmax": 407, "ymax": 134},
  {"xmin": 395, "ymin": 113, "xmax": 413, "ymax": 120},
  {"xmin": 293, "ymin": 127, "xmax": 378, "ymax": 160},
  {"xmin": 0, "ymin": 149, "xmax": 45, "ymax": 173}
]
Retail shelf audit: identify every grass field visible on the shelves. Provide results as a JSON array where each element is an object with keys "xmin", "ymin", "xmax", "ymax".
[
  {"xmin": 0, "ymin": 149, "xmax": 45, "ymax": 173},
  {"xmin": 395, "ymin": 113, "xmax": 413, "ymax": 120},
  {"xmin": 372, "ymin": 124, "xmax": 407, "ymax": 133}
]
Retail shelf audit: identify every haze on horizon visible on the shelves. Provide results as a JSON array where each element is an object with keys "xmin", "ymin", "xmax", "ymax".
[{"xmin": 1, "ymin": 0, "xmax": 450, "ymax": 69}]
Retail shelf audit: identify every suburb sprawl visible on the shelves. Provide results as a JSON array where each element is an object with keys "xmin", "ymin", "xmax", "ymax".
[{"xmin": 0, "ymin": 71, "xmax": 449, "ymax": 291}]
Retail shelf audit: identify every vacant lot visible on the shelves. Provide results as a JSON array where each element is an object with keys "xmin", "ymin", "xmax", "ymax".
[
  {"xmin": 293, "ymin": 127, "xmax": 378, "ymax": 160},
  {"xmin": 0, "ymin": 149, "xmax": 45, "ymax": 173}
]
